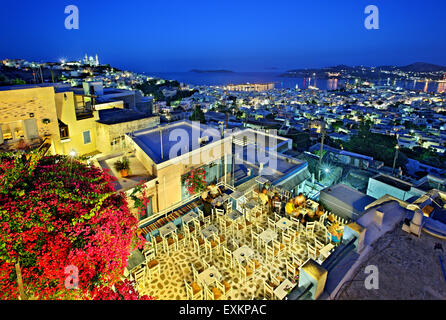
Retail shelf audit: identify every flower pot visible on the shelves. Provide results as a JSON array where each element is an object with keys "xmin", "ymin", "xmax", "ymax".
[{"xmin": 120, "ymin": 169, "xmax": 129, "ymax": 177}]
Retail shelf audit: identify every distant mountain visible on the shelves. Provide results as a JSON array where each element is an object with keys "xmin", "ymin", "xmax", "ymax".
[
  {"xmin": 190, "ymin": 69, "xmax": 233, "ymax": 73},
  {"xmin": 398, "ymin": 62, "xmax": 446, "ymax": 72},
  {"xmin": 280, "ymin": 62, "xmax": 446, "ymax": 80}
]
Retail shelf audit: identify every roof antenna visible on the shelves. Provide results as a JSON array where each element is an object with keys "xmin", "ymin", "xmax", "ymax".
[{"xmin": 160, "ymin": 128, "xmax": 163, "ymax": 160}]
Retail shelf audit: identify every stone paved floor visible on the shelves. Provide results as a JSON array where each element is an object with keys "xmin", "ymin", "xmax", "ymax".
[{"xmin": 135, "ymin": 215, "xmax": 332, "ymax": 300}]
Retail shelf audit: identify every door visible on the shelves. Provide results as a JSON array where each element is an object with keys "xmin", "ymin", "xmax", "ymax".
[{"xmin": 23, "ymin": 119, "xmax": 38, "ymax": 140}]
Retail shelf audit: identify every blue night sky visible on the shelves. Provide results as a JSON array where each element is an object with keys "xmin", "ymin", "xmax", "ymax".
[{"xmin": 0, "ymin": 0, "xmax": 445, "ymax": 72}]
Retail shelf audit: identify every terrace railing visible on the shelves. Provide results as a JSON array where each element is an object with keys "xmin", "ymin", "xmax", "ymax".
[{"xmin": 137, "ymin": 180, "xmax": 234, "ymax": 228}]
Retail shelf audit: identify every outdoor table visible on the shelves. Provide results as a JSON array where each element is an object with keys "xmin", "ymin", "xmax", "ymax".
[
  {"xmin": 212, "ymin": 194, "xmax": 228, "ymax": 206},
  {"xmin": 244, "ymin": 198, "xmax": 260, "ymax": 211},
  {"xmin": 306, "ymin": 200, "xmax": 319, "ymax": 212},
  {"xmin": 182, "ymin": 211, "xmax": 199, "ymax": 225},
  {"xmin": 201, "ymin": 224, "xmax": 219, "ymax": 239},
  {"xmin": 158, "ymin": 222, "xmax": 177, "ymax": 237},
  {"xmin": 319, "ymin": 243, "xmax": 335, "ymax": 259},
  {"xmin": 233, "ymin": 245, "xmax": 255, "ymax": 263},
  {"xmin": 198, "ymin": 266, "xmax": 222, "ymax": 286},
  {"xmin": 228, "ymin": 210, "xmax": 243, "ymax": 221},
  {"xmin": 259, "ymin": 229, "xmax": 277, "ymax": 244},
  {"xmin": 297, "ymin": 207, "xmax": 312, "ymax": 217},
  {"xmin": 125, "ymin": 249, "xmax": 145, "ymax": 274},
  {"xmin": 274, "ymin": 279, "xmax": 296, "ymax": 300},
  {"xmin": 212, "ymin": 194, "xmax": 230, "ymax": 206},
  {"xmin": 276, "ymin": 217, "xmax": 293, "ymax": 231}
]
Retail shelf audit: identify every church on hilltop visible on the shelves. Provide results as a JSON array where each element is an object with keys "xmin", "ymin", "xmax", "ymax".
[{"xmin": 83, "ymin": 54, "xmax": 99, "ymax": 67}]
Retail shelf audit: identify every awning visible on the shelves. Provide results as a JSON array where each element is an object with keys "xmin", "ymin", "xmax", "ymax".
[{"xmin": 276, "ymin": 168, "xmax": 311, "ymax": 191}]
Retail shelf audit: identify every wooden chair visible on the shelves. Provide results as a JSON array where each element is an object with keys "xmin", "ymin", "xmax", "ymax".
[
  {"xmin": 319, "ymin": 212, "xmax": 327, "ymax": 226},
  {"xmin": 191, "ymin": 263, "xmax": 200, "ymax": 283},
  {"xmin": 177, "ymin": 231, "xmax": 186, "ymax": 249},
  {"xmin": 305, "ymin": 222, "xmax": 315, "ymax": 239},
  {"xmin": 144, "ymin": 247, "xmax": 161, "ymax": 279},
  {"xmin": 263, "ymin": 280, "xmax": 275, "ymax": 300},
  {"xmin": 216, "ymin": 233, "xmax": 226, "ymax": 250},
  {"xmin": 315, "ymin": 238, "xmax": 324, "ymax": 252},
  {"xmin": 201, "ymin": 258, "xmax": 210, "ymax": 271},
  {"xmin": 229, "ymin": 238, "xmax": 239, "ymax": 251},
  {"xmin": 292, "ymin": 256, "xmax": 303, "ymax": 270},
  {"xmin": 218, "ymin": 219, "xmax": 229, "ymax": 238},
  {"xmin": 267, "ymin": 217, "xmax": 276, "ymax": 232},
  {"xmin": 193, "ymin": 237, "xmax": 205, "ymax": 256},
  {"xmin": 282, "ymin": 232, "xmax": 293, "ymax": 254},
  {"xmin": 196, "ymin": 207, "xmax": 207, "ymax": 227},
  {"xmin": 163, "ymin": 233, "xmax": 178, "ymax": 255},
  {"xmin": 272, "ymin": 239, "xmax": 286, "ymax": 258},
  {"xmin": 225, "ymin": 201, "xmax": 232, "ymax": 214},
  {"xmin": 256, "ymin": 224, "xmax": 264, "ymax": 235},
  {"xmin": 286, "ymin": 261, "xmax": 298, "ymax": 282},
  {"xmin": 307, "ymin": 243, "xmax": 317, "ymax": 260},
  {"xmin": 222, "ymin": 246, "xmax": 234, "ymax": 269},
  {"xmin": 273, "ymin": 201, "xmax": 282, "ymax": 215},
  {"xmin": 214, "ymin": 208, "xmax": 225, "ymax": 219},
  {"xmin": 219, "ymin": 279, "xmax": 232, "ymax": 299},
  {"xmin": 247, "ymin": 257, "xmax": 262, "ymax": 276},
  {"xmin": 288, "ymin": 221, "xmax": 301, "ymax": 247},
  {"xmin": 193, "ymin": 219, "xmax": 201, "ymax": 235},
  {"xmin": 251, "ymin": 230, "xmax": 261, "ymax": 251},
  {"xmin": 245, "ymin": 213, "xmax": 254, "ymax": 234},
  {"xmin": 150, "ymin": 233, "xmax": 164, "ymax": 255},
  {"xmin": 238, "ymin": 260, "xmax": 254, "ymax": 284},
  {"xmin": 133, "ymin": 267, "xmax": 147, "ymax": 291},
  {"xmin": 184, "ymin": 279, "xmax": 203, "ymax": 300},
  {"xmin": 236, "ymin": 218, "xmax": 247, "ymax": 240},
  {"xmin": 205, "ymin": 236, "xmax": 219, "ymax": 258},
  {"xmin": 252, "ymin": 207, "xmax": 263, "ymax": 223},
  {"xmin": 290, "ymin": 216, "xmax": 300, "ymax": 230},
  {"xmin": 265, "ymin": 244, "xmax": 278, "ymax": 262},
  {"xmin": 204, "ymin": 284, "xmax": 223, "ymax": 300},
  {"xmin": 274, "ymin": 212, "xmax": 282, "ymax": 222}
]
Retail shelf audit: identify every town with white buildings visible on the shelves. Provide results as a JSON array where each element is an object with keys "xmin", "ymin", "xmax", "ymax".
[{"xmin": 1, "ymin": 55, "xmax": 446, "ymax": 301}]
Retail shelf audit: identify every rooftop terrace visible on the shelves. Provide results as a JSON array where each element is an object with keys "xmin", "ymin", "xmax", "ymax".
[{"xmin": 130, "ymin": 121, "xmax": 223, "ymax": 164}]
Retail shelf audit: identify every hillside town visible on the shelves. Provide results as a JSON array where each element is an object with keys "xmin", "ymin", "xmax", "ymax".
[{"xmin": 1, "ymin": 55, "xmax": 446, "ymax": 301}]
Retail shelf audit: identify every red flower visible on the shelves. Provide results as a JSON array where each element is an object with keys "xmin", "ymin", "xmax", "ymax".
[{"xmin": 0, "ymin": 152, "xmax": 141, "ymax": 300}]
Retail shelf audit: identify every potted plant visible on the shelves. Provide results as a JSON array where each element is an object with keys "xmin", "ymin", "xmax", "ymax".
[
  {"xmin": 114, "ymin": 156, "xmax": 130, "ymax": 177},
  {"xmin": 182, "ymin": 168, "xmax": 207, "ymax": 195}
]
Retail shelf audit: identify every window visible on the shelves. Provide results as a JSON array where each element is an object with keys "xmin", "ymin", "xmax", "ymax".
[
  {"xmin": 59, "ymin": 120, "xmax": 69, "ymax": 139},
  {"xmin": 82, "ymin": 130, "xmax": 91, "ymax": 144},
  {"xmin": 139, "ymin": 197, "xmax": 153, "ymax": 220},
  {"xmin": 1, "ymin": 124, "xmax": 12, "ymax": 141}
]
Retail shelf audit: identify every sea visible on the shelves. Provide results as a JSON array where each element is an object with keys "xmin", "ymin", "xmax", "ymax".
[{"xmin": 145, "ymin": 71, "xmax": 445, "ymax": 93}]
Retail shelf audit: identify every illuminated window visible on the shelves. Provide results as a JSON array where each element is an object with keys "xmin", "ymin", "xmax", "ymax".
[
  {"xmin": 1, "ymin": 124, "xmax": 12, "ymax": 140},
  {"xmin": 82, "ymin": 130, "xmax": 91, "ymax": 144}
]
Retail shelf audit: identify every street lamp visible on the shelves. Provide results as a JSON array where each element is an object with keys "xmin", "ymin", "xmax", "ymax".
[{"xmin": 392, "ymin": 145, "xmax": 400, "ymax": 175}]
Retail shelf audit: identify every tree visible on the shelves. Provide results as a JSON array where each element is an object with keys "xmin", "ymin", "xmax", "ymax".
[
  {"xmin": 12, "ymin": 78, "xmax": 26, "ymax": 85},
  {"xmin": 189, "ymin": 105, "xmax": 206, "ymax": 123},
  {"xmin": 331, "ymin": 120, "xmax": 344, "ymax": 132},
  {"xmin": 0, "ymin": 151, "xmax": 146, "ymax": 299}
]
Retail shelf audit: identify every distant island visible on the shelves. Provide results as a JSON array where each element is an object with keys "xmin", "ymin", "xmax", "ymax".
[
  {"xmin": 190, "ymin": 69, "xmax": 234, "ymax": 74},
  {"xmin": 280, "ymin": 62, "xmax": 446, "ymax": 80}
]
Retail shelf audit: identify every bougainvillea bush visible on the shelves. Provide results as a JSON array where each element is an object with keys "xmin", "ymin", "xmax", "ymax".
[{"xmin": 0, "ymin": 151, "xmax": 146, "ymax": 299}]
